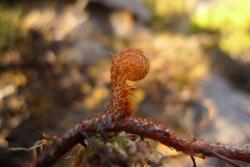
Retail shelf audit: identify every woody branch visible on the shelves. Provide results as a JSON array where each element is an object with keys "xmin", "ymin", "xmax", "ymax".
[{"xmin": 31, "ymin": 111, "xmax": 250, "ymax": 167}]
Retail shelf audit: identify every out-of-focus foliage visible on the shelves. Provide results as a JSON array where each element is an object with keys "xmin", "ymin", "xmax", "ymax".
[
  {"xmin": 192, "ymin": 0, "xmax": 250, "ymax": 61},
  {"xmin": 146, "ymin": 0, "xmax": 185, "ymax": 18},
  {"xmin": 0, "ymin": 3, "xmax": 22, "ymax": 51},
  {"xmin": 192, "ymin": 0, "xmax": 250, "ymax": 32},
  {"xmin": 144, "ymin": 0, "xmax": 189, "ymax": 30},
  {"xmin": 145, "ymin": 0, "xmax": 250, "ymax": 63}
]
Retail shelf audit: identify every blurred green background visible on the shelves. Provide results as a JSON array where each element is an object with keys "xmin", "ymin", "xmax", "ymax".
[{"xmin": 0, "ymin": 0, "xmax": 250, "ymax": 166}]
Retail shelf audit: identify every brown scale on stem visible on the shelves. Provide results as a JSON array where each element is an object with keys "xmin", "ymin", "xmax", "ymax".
[{"xmin": 109, "ymin": 48, "xmax": 150, "ymax": 114}]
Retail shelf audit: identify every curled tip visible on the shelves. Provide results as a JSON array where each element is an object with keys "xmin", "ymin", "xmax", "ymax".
[
  {"xmin": 110, "ymin": 48, "xmax": 150, "ymax": 114},
  {"xmin": 112, "ymin": 48, "xmax": 150, "ymax": 81}
]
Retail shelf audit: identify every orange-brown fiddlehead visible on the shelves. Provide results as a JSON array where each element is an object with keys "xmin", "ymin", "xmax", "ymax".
[{"xmin": 109, "ymin": 48, "xmax": 149, "ymax": 114}]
